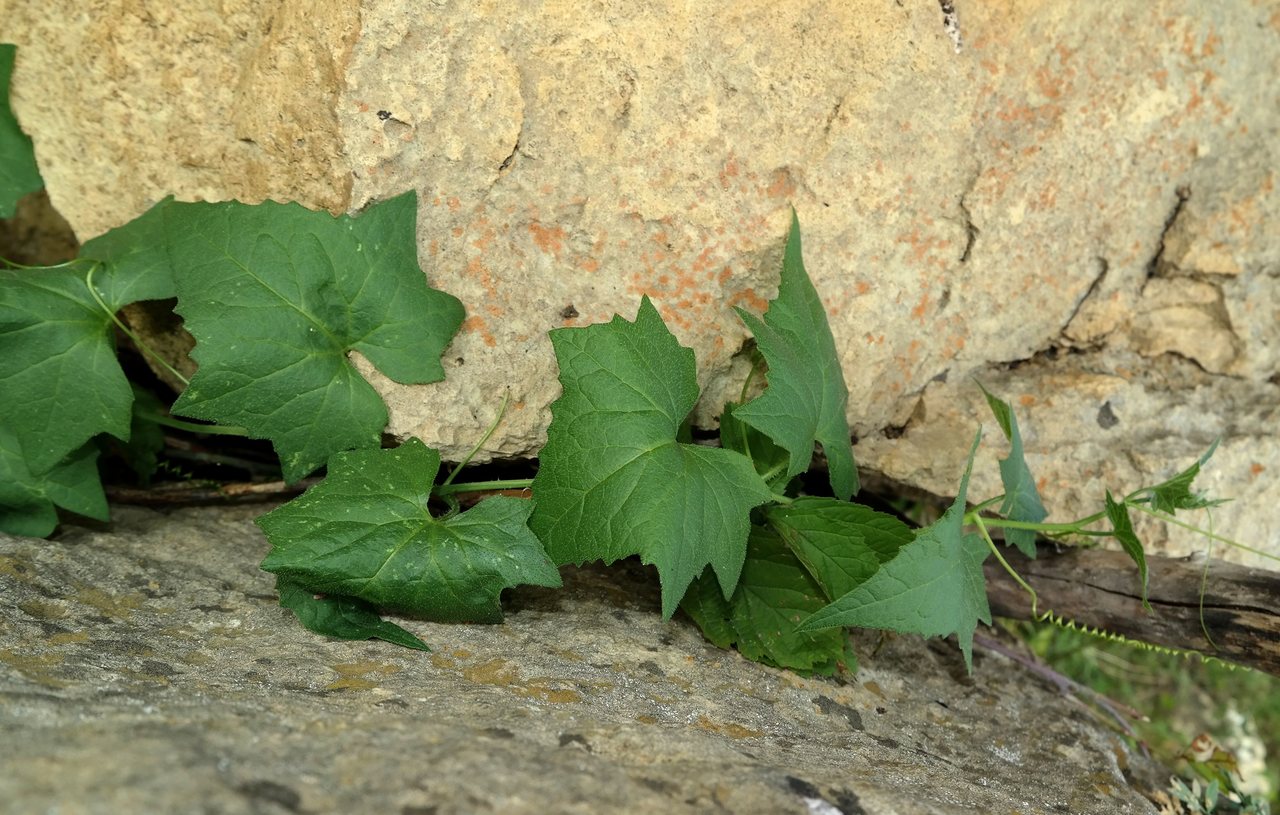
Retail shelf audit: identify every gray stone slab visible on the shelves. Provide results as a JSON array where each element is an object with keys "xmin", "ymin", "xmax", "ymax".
[{"xmin": 1, "ymin": 506, "xmax": 1163, "ymax": 814}]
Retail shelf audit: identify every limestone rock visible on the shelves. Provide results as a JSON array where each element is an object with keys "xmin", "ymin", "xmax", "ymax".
[
  {"xmin": 2, "ymin": 2, "xmax": 1276, "ymax": 561},
  {"xmin": 0, "ymin": 507, "xmax": 1165, "ymax": 814}
]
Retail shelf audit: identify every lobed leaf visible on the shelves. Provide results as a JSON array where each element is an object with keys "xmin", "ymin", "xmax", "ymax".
[
  {"xmin": 765, "ymin": 497, "xmax": 913, "ymax": 600},
  {"xmin": 276, "ymin": 577, "xmax": 430, "ymax": 651},
  {"xmin": 1105, "ymin": 490, "xmax": 1151, "ymax": 611},
  {"xmin": 801, "ymin": 431, "xmax": 991, "ymax": 672},
  {"xmin": 529, "ymin": 297, "xmax": 774, "ymax": 617},
  {"xmin": 977, "ymin": 382, "xmax": 1047, "ymax": 557},
  {"xmin": 0, "ymin": 44, "xmax": 42, "ymax": 218},
  {"xmin": 680, "ymin": 525, "xmax": 855, "ymax": 675},
  {"xmin": 0, "ymin": 256, "xmax": 171, "ymax": 474},
  {"xmin": 259, "ymin": 439, "xmax": 561, "ymax": 623},
  {"xmin": 1147, "ymin": 440, "xmax": 1226, "ymax": 515},
  {"xmin": 731, "ymin": 212, "xmax": 858, "ymax": 500},
  {"xmin": 0, "ymin": 427, "xmax": 107, "ymax": 537},
  {"xmin": 165, "ymin": 192, "xmax": 465, "ymax": 482}
]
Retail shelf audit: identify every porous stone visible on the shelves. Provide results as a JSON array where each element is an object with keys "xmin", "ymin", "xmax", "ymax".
[
  {"xmin": 0, "ymin": 506, "xmax": 1165, "ymax": 814},
  {"xmin": 2, "ymin": 1, "xmax": 1276, "ymax": 561}
]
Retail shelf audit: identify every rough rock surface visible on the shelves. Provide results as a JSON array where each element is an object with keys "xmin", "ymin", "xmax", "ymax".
[
  {"xmin": 2, "ymin": 2, "xmax": 1277, "ymax": 562},
  {"xmin": 0, "ymin": 506, "xmax": 1165, "ymax": 814}
]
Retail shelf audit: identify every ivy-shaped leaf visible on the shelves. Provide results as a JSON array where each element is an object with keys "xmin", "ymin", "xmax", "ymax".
[
  {"xmin": 0, "ymin": 427, "xmax": 107, "ymax": 537},
  {"xmin": 165, "ymin": 192, "xmax": 465, "ymax": 482},
  {"xmin": 765, "ymin": 498, "xmax": 913, "ymax": 600},
  {"xmin": 259, "ymin": 439, "xmax": 561, "ymax": 624},
  {"xmin": 529, "ymin": 297, "xmax": 774, "ymax": 617},
  {"xmin": 801, "ymin": 431, "xmax": 991, "ymax": 672},
  {"xmin": 977, "ymin": 382, "xmax": 1047, "ymax": 558},
  {"xmin": 1148, "ymin": 440, "xmax": 1225, "ymax": 515},
  {"xmin": 1105, "ymin": 490, "xmax": 1151, "ymax": 611},
  {"xmin": 0, "ymin": 44, "xmax": 42, "ymax": 218},
  {"xmin": 0, "ymin": 248, "xmax": 174, "ymax": 474},
  {"xmin": 275, "ymin": 577, "xmax": 429, "ymax": 651},
  {"xmin": 680, "ymin": 524, "xmax": 854, "ymax": 675},
  {"xmin": 731, "ymin": 211, "xmax": 858, "ymax": 500}
]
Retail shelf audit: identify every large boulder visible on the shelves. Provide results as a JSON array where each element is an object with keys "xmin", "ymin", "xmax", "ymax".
[
  {"xmin": 0, "ymin": 506, "xmax": 1166, "ymax": 813},
  {"xmin": 3, "ymin": 1, "xmax": 1276, "ymax": 562}
]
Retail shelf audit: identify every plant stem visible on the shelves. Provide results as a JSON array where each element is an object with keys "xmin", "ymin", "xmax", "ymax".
[
  {"xmin": 439, "ymin": 391, "xmax": 510, "ymax": 489},
  {"xmin": 969, "ymin": 495, "xmax": 1005, "ymax": 514},
  {"xmin": 84, "ymin": 264, "xmax": 192, "ymax": 387},
  {"xmin": 1131, "ymin": 504, "xmax": 1280, "ymax": 563},
  {"xmin": 975, "ymin": 515, "xmax": 1106, "ymax": 534},
  {"xmin": 974, "ymin": 514, "xmax": 1039, "ymax": 616},
  {"xmin": 435, "ymin": 478, "xmax": 533, "ymax": 496}
]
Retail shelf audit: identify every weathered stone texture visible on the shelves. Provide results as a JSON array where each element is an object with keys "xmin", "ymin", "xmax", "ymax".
[
  {"xmin": 1, "ymin": 508, "xmax": 1165, "ymax": 814},
  {"xmin": 2, "ymin": 1, "xmax": 1276, "ymax": 562}
]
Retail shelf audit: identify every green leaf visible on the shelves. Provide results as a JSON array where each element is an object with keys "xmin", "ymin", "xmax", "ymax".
[
  {"xmin": 79, "ymin": 197, "xmax": 179, "ymax": 298},
  {"xmin": 730, "ymin": 211, "xmax": 858, "ymax": 499},
  {"xmin": 0, "ymin": 44, "xmax": 42, "ymax": 218},
  {"xmin": 0, "ymin": 197, "xmax": 179, "ymax": 479},
  {"xmin": 977, "ymin": 382, "xmax": 1047, "ymax": 558},
  {"xmin": 719, "ymin": 400, "xmax": 790, "ymax": 488},
  {"xmin": 1148, "ymin": 440, "xmax": 1225, "ymax": 514},
  {"xmin": 529, "ymin": 297, "xmax": 774, "ymax": 618},
  {"xmin": 0, "ymin": 427, "xmax": 107, "ymax": 537},
  {"xmin": 801, "ymin": 430, "xmax": 991, "ymax": 673},
  {"xmin": 765, "ymin": 497, "xmax": 913, "ymax": 600},
  {"xmin": 165, "ymin": 192, "xmax": 465, "ymax": 482},
  {"xmin": 680, "ymin": 524, "xmax": 855, "ymax": 675},
  {"xmin": 275, "ymin": 576, "xmax": 430, "ymax": 651},
  {"xmin": 259, "ymin": 438, "xmax": 561, "ymax": 623},
  {"xmin": 1105, "ymin": 490, "xmax": 1151, "ymax": 611}
]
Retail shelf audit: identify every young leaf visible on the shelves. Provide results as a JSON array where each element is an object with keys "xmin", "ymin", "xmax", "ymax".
[
  {"xmin": 529, "ymin": 297, "xmax": 774, "ymax": 618},
  {"xmin": 259, "ymin": 438, "xmax": 560, "ymax": 623},
  {"xmin": 800, "ymin": 431, "xmax": 991, "ymax": 673},
  {"xmin": 977, "ymin": 382, "xmax": 1047, "ymax": 557},
  {"xmin": 101, "ymin": 384, "xmax": 167, "ymax": 485},
  {"xmin": 0, "ymin": 44, "xmax": 42, "ymax": 217},
  {"xmin": 1105, "ymin": 490, "xmax": 1151, "ymax": 611},
  {"xmin": 165, "ymin": 192, "xmax": 465, "ymax": 482},
  {"xmin": 1147, "ymin": 440, "xmax": 1225, "ymax": 514},
  {"xmin": 0, "ymin": 427, "xmax": 107, "ymax": 537},
  {"xmin": 275, "ymin": 577, "xmax": 430, "ymax": 651},
  {"xmin": 730, "ymin": 212, "xmax": 858, "ymax": 500},
  {"xmin": 719, "ymin": 400, "xmax": 790, "ymax": 487},
  {"xmin": 764, "ymin": 498, "xmax": 913, "ymax": 600},
  {"xmin": 680, "ymin": 524, "xmax": 855, "ymax": 675}
]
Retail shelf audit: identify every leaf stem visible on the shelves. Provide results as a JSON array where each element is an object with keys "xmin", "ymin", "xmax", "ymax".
[
  {"xmin": 1130, "ymin": 504, "xmax": 1280, "ymax": 564},
  {"xmin": 0, "ymin": 254, "xmax": 92, "ymax": 271},
  {"xmin": 739, "ymin": 357, "xmax": 760, "ymax": 404},
  {"xmin": 968, "ymin": 495, "xmax": 1005, "ymax": 514},
  {"xmin": 138, "ymin": 411, "xmax": 249, "ymax": 437},
  {"xmin": 435, "ymin": 478, "xmax": 533, "ymax": 496},
  {"xmin": 974, "ymin": 513, "xmax": 1039, "ymax": 616},
  {"xmin": 84, "ymin": 263, "xmax": 191, "ymax": 387},
  {"xmin": 439, "ymin": 391, "xmax": 510, "ymax": 490}
]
